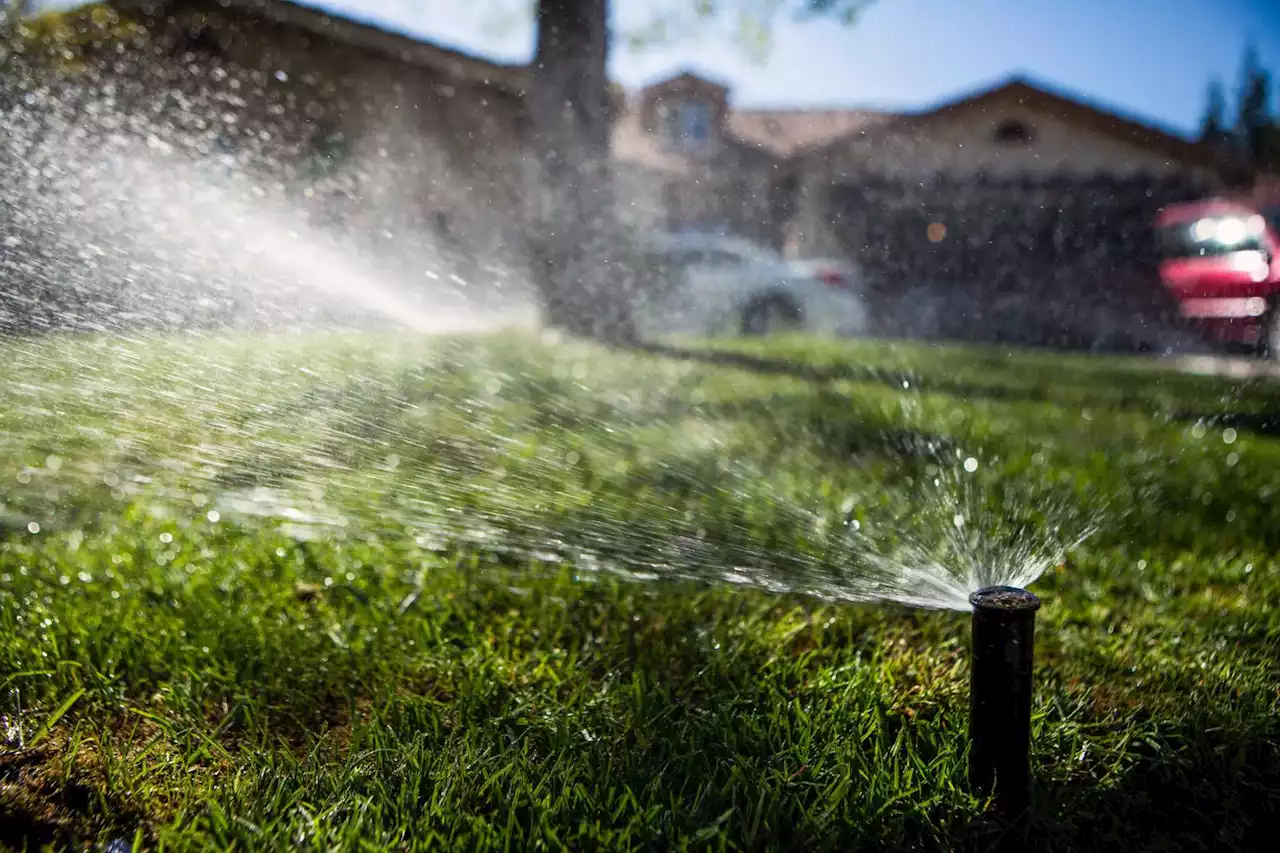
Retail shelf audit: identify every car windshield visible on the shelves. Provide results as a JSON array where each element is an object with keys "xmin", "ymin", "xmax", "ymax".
[
  {"xmin": 715, "ymin": 239, "xmax": 782, "ymax": 264},
  {"xmin": 658, "ymin": 237, "xmax": 780, "ymax": 266},
  {"xmin": 1264, "ymin": 206, "xmax": 1280, "ymax": 235},
  {"xmin": 1157, "ymin": 215, "xmax": 1267, "ymax": 260}
]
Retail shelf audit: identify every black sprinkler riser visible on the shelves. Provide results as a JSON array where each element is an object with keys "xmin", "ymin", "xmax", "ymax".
[{"xmin": 968, "ymin": 585, "xmax": 1039, "ymax": 819}]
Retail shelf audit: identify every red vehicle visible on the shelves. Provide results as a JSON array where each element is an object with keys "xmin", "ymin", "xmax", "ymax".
[{"xmin": 1156, "ymin": 182, "xmax": 1280, "ymax": 355}]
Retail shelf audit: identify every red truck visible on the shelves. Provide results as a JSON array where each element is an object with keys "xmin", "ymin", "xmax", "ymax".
[{"xmin": 1156, "ymin": 181, "xmax": 1280, "ymax": 355}]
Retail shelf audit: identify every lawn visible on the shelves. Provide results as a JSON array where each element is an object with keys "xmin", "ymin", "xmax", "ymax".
[{"xmin": 1, "ymin": 331, "xmax": 1278, "ymax": 851}]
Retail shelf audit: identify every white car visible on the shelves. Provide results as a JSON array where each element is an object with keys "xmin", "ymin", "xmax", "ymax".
[{"xmin": 630, "ymin": 232, "xmax": 869, "ymax": 338}]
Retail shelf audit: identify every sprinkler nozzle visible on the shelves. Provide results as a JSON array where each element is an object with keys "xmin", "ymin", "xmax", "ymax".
[{"xmin": 968, "ymin": 585, "xmax": 1040, "ymax": 819}]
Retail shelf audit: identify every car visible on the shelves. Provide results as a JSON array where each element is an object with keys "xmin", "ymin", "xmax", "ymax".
[
  {"xmin": 629, "ymin": 232, "xmax": 870, "ymax": 338},
  {"xmin": 1156, "ymin": 188, "xmax": 1280, "ymax": 356}
]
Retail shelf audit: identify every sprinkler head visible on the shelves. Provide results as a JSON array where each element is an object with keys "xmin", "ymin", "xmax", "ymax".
[
  {"xmin": 968, "ymin": 585, "xmax": 1040, "ymax": 821},
  {"xmin": 969, "ymin": 585, "xmax": 1041, "ymax": 615}
]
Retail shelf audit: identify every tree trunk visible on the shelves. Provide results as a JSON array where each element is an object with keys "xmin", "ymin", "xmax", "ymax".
[{"xmin": 528, "ymin": 0, "xmax": 636, "ymax": 342}]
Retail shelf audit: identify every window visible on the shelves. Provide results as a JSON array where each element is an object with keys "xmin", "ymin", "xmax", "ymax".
[
  {"xmin": 663, "ymin": 101, "xmax": 713, "ymax": 149},
  {"xmin": 664, "ymin": 248, "xmax": 744, "ymax": 268},
  {"xmin": 681, "ymin": 102, "xmax": 712, "ymax": 145},
  {"xmin": 662, "ymin": 248, "xmax": 709, "ymax": 268},
  {"xmin": 701, "ymin": 249, "xmax": 747, "ymax": 268},
  {"xmin": 1264, "ymin": 206, "xmax": 1280, "ymax": 235},
  {"xmin": 994, "ymin": 118, "xmax": 1034, "ymax": 145},
  {"xmin": 1157, "ymin": 216, "xmax": 1265, "ymax": 261}
]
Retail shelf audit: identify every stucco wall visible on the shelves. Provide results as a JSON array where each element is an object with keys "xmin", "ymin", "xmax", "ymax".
[
  {"xmin": 827, "ymin": 105, "xmax": 1199, "ymax": 180},
  {"xmin": 785, "ymin": 98, "xmax": 1217, "ymax": 258}
]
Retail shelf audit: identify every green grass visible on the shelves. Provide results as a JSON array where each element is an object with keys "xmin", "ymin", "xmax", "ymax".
[{"xmin": 1, "ymin": 331, "xmax": 1278, "ymax": 851}]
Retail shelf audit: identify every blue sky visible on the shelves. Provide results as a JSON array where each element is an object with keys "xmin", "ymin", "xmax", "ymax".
[{"xmin": 298, "ymin": 0, "xmax": 1280, "ymax": 137}]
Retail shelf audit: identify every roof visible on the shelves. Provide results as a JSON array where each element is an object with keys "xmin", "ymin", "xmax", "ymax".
[
  {"xmin": 640, "ymin": 70, "xmax": 732, "ymax": 97},
  {"xmin": 615, "ymin": 71, "xmax": 894, "ymax": 166},
  {"xmin": 727, "ymin": 109, "xmax": 892, "ymax": 157},
  {"xmin": 802, "ymin": 75, "xmax": 1235, "ymax": 173},
  {"xmin": 115, "ymin": 0, "xmax": 529, "ymax": 95}
]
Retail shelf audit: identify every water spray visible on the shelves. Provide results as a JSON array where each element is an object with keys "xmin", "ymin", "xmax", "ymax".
[{"xmin": 968, "ymin": 585, "xmax": 1039, "ymax": 819}]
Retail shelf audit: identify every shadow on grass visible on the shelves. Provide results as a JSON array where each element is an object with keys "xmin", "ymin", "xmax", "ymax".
[
  {"xmin": 607, "ymin": 611, "xmax": 1280, "ymax": 852},
  {"xmin": 629, "ymin": 341, "xmax": 1280, "ymax": 440},
  {"xmin": 1025, "ymin": 718, "xmax": 1280, "ymax": 853},
  {"xmin": 646, "ymin": 386, "xmax": 963, "ymax": 463},
  {"xmin": 623, "ymin": 345, "xmax": 1280, "ymax": 555},
  {"xmin": 444, "ymin": 589, "xmax": 1280, "ymax": 852},
  {"xmin": 1, "ymin": 748, "xmax": 144, "ymax": 851}
]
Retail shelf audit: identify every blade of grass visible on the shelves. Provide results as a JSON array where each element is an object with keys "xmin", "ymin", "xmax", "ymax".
[{"xmin": 28, "ymin": 687, "xmax": 85, "ymax": 748}]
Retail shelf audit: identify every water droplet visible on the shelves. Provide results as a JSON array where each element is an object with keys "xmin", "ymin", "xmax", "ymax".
[
  {"xmin": 1227, "ymin": 452, "xmax": 1239, "ymax": 467},
  {"xmin": 565, "ymin": 451, "xmax": 580, "ymax": 466},
  {"xmin": 952, "ymin": 514, "xmax": 965, "ymax": 529},
  {"xmin": 1223, "ymin": 428, "xmax": 1238, "ymax": 444},
  {"xmin": 1192, "ymin": 422, "xmax": 1207, "ymax": 439},
  {"xmin": 77, "ymin": 572, "xmax": 93, "ymax": 583},
  {"xmin": 159, "ymin": 532, "xmax": 173, "ymax": 544},
  {"xmin": 206, "ymin": 510, "xmax": 221, "ymax": 523},
  {"xmin": 963, "ymin": 457, "xmax": 979, "ymax": 473},
  {"xmin": 274, "ymin": 70, "xmax": 289, "ymax": 82},
  {"xmin": 45, "ymin": 455, "xmax": 62, "ymax": 471},
  {"xmin": 26, "ymin": 522, "xmax": 40, "ymax": 534}
]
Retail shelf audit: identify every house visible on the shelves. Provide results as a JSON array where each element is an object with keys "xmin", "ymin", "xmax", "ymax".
[
  {"xmin": 616, "ymin": 70, "xmax": 1236, "ymax": 349},
  {"xmin": 99, "ymin": 0, "xmax": 537, "ymax": 270},
  {"xmin": 617, "ymin": 70, "xmax": 1230, "ymax": 252},
  {"xmin": 783, "ymin": 76, "xmax": 1231, "ymax": 261},
  {"xmin": 780, "ymin": 77, "xmax": 1242, "ymax": 347},
  {"xmin": 611, "ymin": 70, "xmax": 891, "ymax": 249}
]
